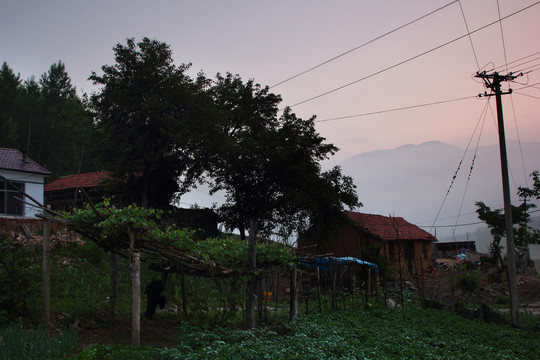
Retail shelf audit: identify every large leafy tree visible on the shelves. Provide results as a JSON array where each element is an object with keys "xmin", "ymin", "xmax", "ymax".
[
  {"xmin": 206, "ymin": 73, "xmax": 359, "ymax": 329},
  {"xmin": 207, "ymin": 73, "xmax": 359, "ymax": 241},
  {"xmin": 89, "ymin": 38, "xmax": 210, "ymax": 208},
  {"xmin": 207, "ymin": 73, "xmax": 283, "ymax": 239}
]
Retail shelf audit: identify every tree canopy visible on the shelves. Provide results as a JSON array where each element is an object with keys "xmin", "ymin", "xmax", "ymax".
[
  {"xmin": 0, "ymin": 61, "xmax": 98, "ymax": 176},
  {"xmin": 205, "ymin": 73, "xmax": 360, "ymax": 241},
  {"xmin": 89, "ymin": 38, "xmax": 212, "ymax": 208},
  {"xmin": 476, "ymin": 170, "xmax": 540, "ymax": 261}
]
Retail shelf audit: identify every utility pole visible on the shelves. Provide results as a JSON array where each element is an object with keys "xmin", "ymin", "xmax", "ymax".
[{"xmin": 475, "ymin": 71, "xmax": 521, "ymax": 327}]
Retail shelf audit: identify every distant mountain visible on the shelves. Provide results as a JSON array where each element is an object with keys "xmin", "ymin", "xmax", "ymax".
[{"xmin": 339, "ymin": 140, "xmax": 540, "ymax": 246}]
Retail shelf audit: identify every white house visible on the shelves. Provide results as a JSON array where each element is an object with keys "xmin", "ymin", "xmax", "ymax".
[{"xmin": 0, "ymin": 147, "xmax": 51, "ymax": 218}]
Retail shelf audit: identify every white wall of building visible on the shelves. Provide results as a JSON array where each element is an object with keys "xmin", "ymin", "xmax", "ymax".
[{"xmin": 0, "ymin": 169, "xmax": 46, "ymax": 218}]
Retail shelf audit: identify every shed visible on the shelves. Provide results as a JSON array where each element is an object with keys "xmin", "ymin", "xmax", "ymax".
[{"xmin": 298, "ymin": 211, "xmax": 436, "ymax": 276}]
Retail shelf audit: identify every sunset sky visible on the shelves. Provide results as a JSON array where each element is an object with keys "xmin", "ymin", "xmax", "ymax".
[{"xmin": 2, "ymin": 0, "xmax": 539, "ymax": 230}]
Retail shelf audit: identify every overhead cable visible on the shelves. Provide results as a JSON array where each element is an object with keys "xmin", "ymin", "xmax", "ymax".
[
  {"xmin": 269, "ymin": 0, "xmax": 459, "ymax": 89},
  {"xmin": 514, "ymin": 91, "xmax": 540, "ymax": 100},
  {"xmin": 458, "ymin": 0, "xmax": 480, "ymax": 70},
  {"xmin": 286, "ymin": 1, "xmax": 540, "ymax": 110},
  {"xmin": 429, "ymin": 99, "xmax": 492, "ymax": 233},
  {"xmin": 315, "ymin": 95, "xmax": 477, "ymax": 123},
  {"xmin": 496, "ymin": 0, "xmax": 528, "ymax": 188}
]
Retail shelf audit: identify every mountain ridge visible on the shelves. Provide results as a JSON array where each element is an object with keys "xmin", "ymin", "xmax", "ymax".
[{"xmin": 338, "ymin": 140, "xmax": 540, "ymax": 248}]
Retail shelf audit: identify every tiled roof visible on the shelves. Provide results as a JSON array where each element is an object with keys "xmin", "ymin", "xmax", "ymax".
[
  {"xmin": 45, "ymin": 171, "xmax": 111, "ymax": 192},
  {"xmin": 345, "ymin": 211, "xmax": 435, "ymax": 241},
  {"xmin": 0, "ymin": 147, "xmax": 51, "ymax": 175}
]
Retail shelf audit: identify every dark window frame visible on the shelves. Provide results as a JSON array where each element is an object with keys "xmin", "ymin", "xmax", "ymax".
[{"xmin": 0, "ymin": 180, "xmax": 25, "ymax": 216}]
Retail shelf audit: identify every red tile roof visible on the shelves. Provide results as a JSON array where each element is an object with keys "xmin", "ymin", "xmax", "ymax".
[
  {"xmin": 345, "ymin": 211, "xmax": 435, "ymax": 241},
  {"xmin": 45, "ymin": 171, "xmax": 111, "ymax": 192},
  {"xmin": 0, "ymin": 147, "xmax": 51, "ymax": 175}
]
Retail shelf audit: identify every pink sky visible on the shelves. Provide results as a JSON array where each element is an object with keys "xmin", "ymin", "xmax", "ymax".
[{"xmin": 2, "ymin": 0, "xmax": 539, "ymax": 169}]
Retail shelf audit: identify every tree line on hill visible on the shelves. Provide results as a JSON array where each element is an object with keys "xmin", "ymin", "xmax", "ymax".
[{"xmin": 0, "ymin": 61, "xmax": 101, "ymax": 176}]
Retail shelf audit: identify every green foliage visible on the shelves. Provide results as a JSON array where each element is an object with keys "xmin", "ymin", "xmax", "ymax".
[
  {"xmin": 76, "ymin": 307, "xmax": 540, "ymax": 359},
  {"xmin": 89, "ymin": 37, "xmax": 211, "ymax": 208},
  {"xmin": 0, "ymin": 324, "xmax": 77, "ymax": 360},
  {"xmin": 0, "ymin": 61, "xmax": 99, "ymax": 177},
  {"xmin": 75, "ymin": 344, "xmax": 153, "ymax": 360},
  {"xmin": 49, "ymin": 241, "xmax": 135, "ymax": 318},
  {"xmin": 65, "ymin": 202, "xmax": 166, "ymax": 249},
  {"xmin": 65, "ymin": 202, "xmax": 293, "ymax": 272},
  {"xmin": 207, "ymin": 74, "xmax": 359, "ymax": 241},
  {"xmin": 454, "ymin": 271, "xmax": 481, "ymax": 294},
  {"xmin": 476, "ymin": 171, "xmax": 540, "ymax": 259},
  {"xmin": 191, "ymin": 238, "xmax": 294, "ymax": 271},
  {"xmin": 0, "ymin": 234, "xmax": 40, "ymax": 323}
]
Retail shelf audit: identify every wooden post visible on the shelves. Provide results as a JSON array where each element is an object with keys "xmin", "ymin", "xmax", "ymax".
[
  {"xmin": 128, "ymin": 226, "xmax": 140, "ymax": 346},
  {"xmin": 42, "ymin": 218, "xmax": 51, "ymax": 323},
  {"xmin": 131, "ymin": 252, "xmax": 140, "ymax": 346},
  {"xmin": 180, "ymin": 272, "xmax": 188, "ymax": 316},
  {"xmin": 245, "ymin": 221, "xmax": 258, "ymax": 329},
  {"xmin": 331, "ymin": 262, "xmax": 337, "ymax": 310},
  {"xmin": 289, "ymin": 262, "xmax": 298, "ymax": 321},
  {"xmin": 273, "ymin": 270, "xmax": 280, "ymax": 323},
  {"xmin": 317, "ymin": 267, "xmax": 322, "ymax": 313},
  {"xmin": 367, "ymin": 268, "xmax": 372, "ymax": 301},
  {"xmin": 109, "ymin": 252, "xmax": 117, "ymax": 317}
]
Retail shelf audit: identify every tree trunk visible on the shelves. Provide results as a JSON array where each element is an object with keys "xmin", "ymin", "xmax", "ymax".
[
  {"xmin": 245, "ymin": 221, "xmax": 258, "ymax": 330},
  {"xmin": 141, "ymin": 172, "xmax": 149, "ymax": 208}
]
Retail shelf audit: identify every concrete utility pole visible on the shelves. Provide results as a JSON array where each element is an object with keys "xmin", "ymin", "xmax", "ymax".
[{"xmin": 475, "ymin": 71, "xmax": 521, "ymax": 327}]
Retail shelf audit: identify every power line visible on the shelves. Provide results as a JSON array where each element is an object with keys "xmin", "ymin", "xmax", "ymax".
[
  {"xmin": 514, "ymin": 91, "xmax": 540, "ymax": 100},
  {"xmin": 503, "ymin": 55, "xmax": 540, "ymax": 73},
  {"xmin": 496, "ymin": 0, "xmax": 529, "ymax": 188},
  {"xmin": 418, "ymin": 221, "xmax": 483, "ymax": 229},
  {"xmin": 495, "ymin": 50, "xmax": 540, "ymax": 70},
  {"xmin": 269, "ymin": 0, "xmax": 460, "ymax": 89},
  {"xmin": 286, "ymin": 1, "xmax": 540, "ymax": 110},
  {"xmin": 458, "ymin": 0, "xmax": 480, "ymax": 70},
  {"xmin": 429, "ymin": 99, "xmax": 492, "ymax": 233},
  {"xmin": 452, "ymin": 98, "xmax": 488, "ymax": 232},
  {"xmin": 315, "ymin": 95, "xmax": 477, "ymax": 123}
]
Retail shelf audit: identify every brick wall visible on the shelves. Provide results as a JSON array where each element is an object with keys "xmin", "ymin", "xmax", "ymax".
[{"xmin": 0, "ymin": 216, "xmax": 63, "ymax": 235}]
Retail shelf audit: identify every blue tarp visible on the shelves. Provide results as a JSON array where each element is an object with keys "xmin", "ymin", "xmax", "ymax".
[{"xmin": 300, "ymin": 256, "xmax": 379, "ymax": 273}]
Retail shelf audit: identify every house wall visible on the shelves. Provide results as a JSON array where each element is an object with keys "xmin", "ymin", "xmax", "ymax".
[
  {"xmin": 385, "ymin": 240, "xmax": 433, "ymax": 276},
  {"xmin": 1, "ymin": 169, "xmax": 46, "ymax": 218},
  {"xmin": 299, "ymin": 224, "xmax": 380, "ymax": 258},
  {"xmin": 299, "ymin": 225, "xmax": 434, "ymax": 277}
]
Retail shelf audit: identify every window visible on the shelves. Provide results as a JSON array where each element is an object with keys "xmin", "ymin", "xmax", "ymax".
[{"xmin": 0, "ymin": 180, "xmax": 25, "ymax": 216}]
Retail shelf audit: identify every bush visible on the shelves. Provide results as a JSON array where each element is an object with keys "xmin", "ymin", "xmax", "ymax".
[
  {"xmin": 0, "ymin": 235, "xmax": 41, "ymax": 323},
  {"xmin": 454, "ymin": 271, "xmax": 481, "ymax": 294}
]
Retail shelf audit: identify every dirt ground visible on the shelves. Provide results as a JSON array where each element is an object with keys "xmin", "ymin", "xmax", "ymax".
[
  {"xmin": 76, "ymin": 315, "xmax": 184, "ymax": 349},
  {"xmin": 422, "ymin": 256, "xmax": 540, "ymax": 310}
]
